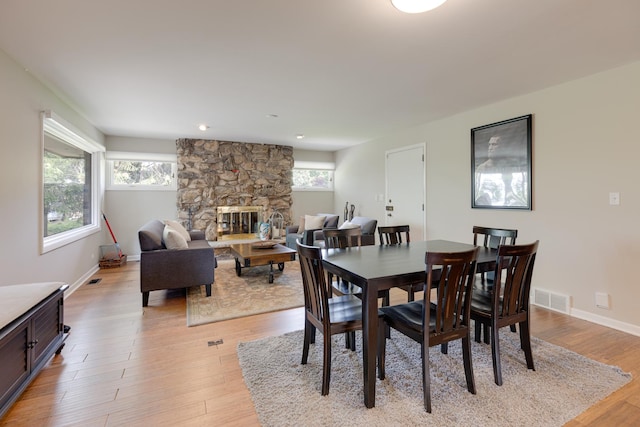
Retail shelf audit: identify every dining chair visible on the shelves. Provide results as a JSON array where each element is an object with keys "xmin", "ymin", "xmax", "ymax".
[
  {"xmin": 472, "ymin": 226, "xmax": 517, "ymax": 287},
  {"xmin": 470, "ymin": 241, "xmax": 539, "ymax": 386},
  {"xmin": 296, "ymin": 241, "xmax": 363, "ymax": 395},
  {"xmin": 323, "ymin": 228, "xmax": 391, "ymax": 307},
  {"xmin": 377, "ymin": 247, "xmax": 479, "ymax": 413},
  {"xmin": 378, "ymin": 225, "xmax": 424, "ymax": 302}
]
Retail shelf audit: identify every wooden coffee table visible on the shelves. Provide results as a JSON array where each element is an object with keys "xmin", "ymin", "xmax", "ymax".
[{"xmin": 229, "ymin": 241, "xmax": 297, "ymax": 283}]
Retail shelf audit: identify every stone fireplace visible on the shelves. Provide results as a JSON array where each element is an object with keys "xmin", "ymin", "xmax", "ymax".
[{"xmin": 175, "ymin": 139, "xmax": 293, "ymax": 241}]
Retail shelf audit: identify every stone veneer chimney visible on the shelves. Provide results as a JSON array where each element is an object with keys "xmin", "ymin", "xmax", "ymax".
[{"xmin": 176, "ymin": 138, "xmax": 294, "ymax": 240}]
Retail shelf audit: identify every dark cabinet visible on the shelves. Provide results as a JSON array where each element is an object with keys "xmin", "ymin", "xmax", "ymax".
[{"xmin": 0, "ymin": 284, "xmax": 68, "ymax": 418}]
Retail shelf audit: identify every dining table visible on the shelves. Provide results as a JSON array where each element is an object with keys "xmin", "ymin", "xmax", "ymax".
[{"xmin": 321, "ymin": 239, "xmax": 498, "ymax": 408}]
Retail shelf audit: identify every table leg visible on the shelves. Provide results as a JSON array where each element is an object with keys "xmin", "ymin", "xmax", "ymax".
[
  {"xmin": 268, "ymin": 261, "xmax": 274, "ymax": 283},
  {"xmin": 362, "ymin": 281, "xmax": 378, "ymax": 408},
  {"xmin": 235, "ymin": 258, "xmax": 242, "ymax": 276}
]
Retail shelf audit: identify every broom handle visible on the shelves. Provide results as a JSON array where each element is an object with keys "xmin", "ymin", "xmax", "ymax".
[{"xmin": 102, "ymin": 212, "xmax": 122, "ymax": 257}]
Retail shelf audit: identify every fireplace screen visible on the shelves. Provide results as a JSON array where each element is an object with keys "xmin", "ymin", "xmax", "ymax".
[{"xmin": 216, "ymin": 206, "xmax": 262, "ymax": 240}]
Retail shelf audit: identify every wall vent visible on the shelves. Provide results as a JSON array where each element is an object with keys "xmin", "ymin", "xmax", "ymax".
[{"xmin": 532, "ymin": 288, "xmax": 570, "ymax": 314}]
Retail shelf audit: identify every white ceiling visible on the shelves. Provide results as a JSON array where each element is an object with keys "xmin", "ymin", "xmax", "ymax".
[{"xmin": 1, "ymin": 1, "xmax": 639, "ymax": 151}]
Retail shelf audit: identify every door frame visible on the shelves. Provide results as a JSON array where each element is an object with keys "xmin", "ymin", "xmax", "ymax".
[{"xmin": 384, "ymin": 143, "xmax": 427, "ymax": 240}]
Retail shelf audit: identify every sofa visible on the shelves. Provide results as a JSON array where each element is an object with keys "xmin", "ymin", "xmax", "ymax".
[
  {"xmin": 285, "ymin": 213, "xmax": 339, "ymax": 249},
  {"xmin": 338, "ymin": 216, "xmax": 378, "ymax": 246},
  {"xmin": 137, "ymin": 219, "xmax": 216, "ymax": 307}
]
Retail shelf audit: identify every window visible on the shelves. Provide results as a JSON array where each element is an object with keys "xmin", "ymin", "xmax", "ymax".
[
  {"xmin": 106, "ymin": 152, "xmax": 177, "ymax": 190},
  {"xmin": 292, "ymin": 161, "xmax": 334, "ymax": 191},
  {"xmin": 42, "ymin": 111, "xmax": 104, "ymax": 253}
]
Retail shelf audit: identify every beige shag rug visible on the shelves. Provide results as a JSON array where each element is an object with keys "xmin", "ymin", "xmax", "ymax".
[
  {"xmin": 186, "ymin": 259, "xmax": 304, "ymax": 326},
  {"xmin": 238, "ymin": 328, "xmax": 631, "ymax": 426}
]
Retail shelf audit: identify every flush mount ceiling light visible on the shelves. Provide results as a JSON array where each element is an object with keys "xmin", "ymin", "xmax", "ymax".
[
  {"xmin": 391, "ymin": 0, "xmax": 447, "ymax": 13},
  {"xmin": 296, "ymin": 134, "xmax": 305, "ymax": 140},
  {"xmin": 198, "ymin": 124, "xmax": 209, "ymax": 131}
]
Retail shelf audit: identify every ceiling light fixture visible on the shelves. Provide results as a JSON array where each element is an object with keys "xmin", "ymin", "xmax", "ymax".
[
  {"xmin": 391, "ymin": 0, "xmax": 447, "ymax": 13},
  {"xmin": 198, "ymin": 124, "xmax": 209, "ymax": 131},
  {"xmin": 296, "ymin": 134, "xmax": 305, "ymax": 140}
]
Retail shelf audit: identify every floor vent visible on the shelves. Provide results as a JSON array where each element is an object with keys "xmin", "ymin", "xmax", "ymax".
[{"xmin": 532, "ymin": 288, "xmax": 570, "ymax": 314}]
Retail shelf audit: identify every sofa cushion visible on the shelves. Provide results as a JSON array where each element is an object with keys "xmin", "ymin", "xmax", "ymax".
[
  {"xmin": 349, "ymin": 217, "xmax": 377, "ymax": 235},
  {"xmin": 304, "ymin": 215, "xmax": 326, "ymax": 230},
  {"xmin": 138, "ymin": 219, "xmax": 166, "ymax": 251},
  {"xmin": 339, "ymin": 220, "xmax": 360, "ymax": 230},
  {"xmin": 163, "ymin": 225, "xmax": 189, "ymax": 249},
  {"xmin": 318, "ymin": 213, "xmax": 339, "ymax": 228},
  {"xmin": 164, "ymin": 219, "xmax": 191, "ymax": 242}
]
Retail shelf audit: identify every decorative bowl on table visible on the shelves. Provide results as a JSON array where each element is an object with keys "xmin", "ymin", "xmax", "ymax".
[{"xmin": 251, "ymin": 240, "xmax": 278, "ymax": 249}]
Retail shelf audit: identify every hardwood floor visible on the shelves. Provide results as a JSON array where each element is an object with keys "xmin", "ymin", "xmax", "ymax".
[{"xmin": 2, "ymin": 261, "xmax": 639, "ymax": 426}]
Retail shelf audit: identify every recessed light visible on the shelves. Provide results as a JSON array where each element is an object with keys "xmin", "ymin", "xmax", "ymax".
[
  {"xmin": 296, "ymin": 134, "xmax": 305, "ymax": 139},
  {"xmin": 198, "ymin": 124, "xmax": 209, "ymax": 131}
]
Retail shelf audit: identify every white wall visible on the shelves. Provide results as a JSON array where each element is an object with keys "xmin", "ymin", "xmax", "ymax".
[
  {"xmin": 104, "ymin": 136, "xmax": 177, "ymax": 257},
  {"xmin": 335, "ymin": 61, "xmax": 640, "ymax": 333},
  {"xmin": 0, "ymin": 49, "xmax": 106, "ymax": 289},
  {"xmin": 290, "ymin": 149, "xmax": 335, "ymax": 224}
]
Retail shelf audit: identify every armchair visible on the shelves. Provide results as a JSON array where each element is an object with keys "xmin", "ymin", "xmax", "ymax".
[{"xmin": 285, "ymin": 214, "xmax": 339, "ymax": 249}]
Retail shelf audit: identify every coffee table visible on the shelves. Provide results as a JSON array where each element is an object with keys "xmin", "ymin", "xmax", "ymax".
[{"xmin": 229, "ymin": 242, "xmax": 297, "ymax": 283}]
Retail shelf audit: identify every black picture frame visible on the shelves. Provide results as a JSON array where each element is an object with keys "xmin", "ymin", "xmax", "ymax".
[{"xmin": 471, "ymin": 114, "xmax": 532, "ymax": 210}]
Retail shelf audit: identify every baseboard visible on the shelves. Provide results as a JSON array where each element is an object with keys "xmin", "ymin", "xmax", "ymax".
[
  {"xmin": 65, "ymin": 264, "xmax": 100, "ymax": 298},
  {"xmin": 569, "ymin": 308, "xmax": 640, "ymax": 337}
]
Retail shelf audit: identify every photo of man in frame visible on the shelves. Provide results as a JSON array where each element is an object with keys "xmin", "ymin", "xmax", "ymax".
[{"xmin": 472, "ymin": 116, "xmax": 531, "ymax": 209}]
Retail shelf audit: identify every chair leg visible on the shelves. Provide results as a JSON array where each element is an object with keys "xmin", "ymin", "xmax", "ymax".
[
  {"xmin": 322, "ymin": 330, "xmax": 332, "ymax": 395},
  {"xmin": 510, "ymin": 324, "xmax": 517, "ymax": 333},
  {"xmin": 490, "ymin": 319, "xmax": 503, "ymax": 386},
  {"xmin": 483, "ymin": 323, "xmax": 490, "ymax": 344},
  {"xmin": 519, "ymin": 320, "xmax": 535, "ymax": 371},
  {"xmin": 461, "ymin": 335, "xmax": 476, "ymax": 394},
  {"xmin": 422, "ymin": 342, "xmax": 432, "ymax": 413},
  {"xmin": 440, "ymin": 343, "xmax": 448, "ymax": 354},
  {"xmin": 407, "ymin": 287, "xmax": 415, "ymax": 302},
  {"xmin": 377, "ymin": 318, "xmax": 386, "ymax": 380},
  {"xmin": 302, "ymin": 321, "xmax": 312, "ymax": 364},
  {"xmin": 474, "ymin": 320, "xmax": 482, "ymax": 343}
]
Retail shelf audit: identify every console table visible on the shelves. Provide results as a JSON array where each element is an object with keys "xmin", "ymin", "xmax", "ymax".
[{"xmin": 0, "ymin": 282, "xmax": 68, "ymax": 418}]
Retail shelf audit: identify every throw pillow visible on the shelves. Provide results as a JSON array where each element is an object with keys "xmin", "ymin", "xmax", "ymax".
[
  {"xmin": 339, "ymin": 220, "xmax": 360, "ymax": 230},
  {"xmin": 163, "ymin": 225, "xmax": 189, "ymax": 249},
  {"xmin": 304, "ymin": 215, "xmax": 326, "ymax": 230},
  {"xmin": 298, "ymin": 216, "xmax": 306, "ymax": 232},
  {"xmin": 164, "ymin": 219, "xmax": 191, "ymax": 242}
]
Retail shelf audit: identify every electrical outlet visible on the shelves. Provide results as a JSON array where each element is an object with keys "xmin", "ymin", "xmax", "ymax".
[{"xmin": 609, "ymin": 192, "xmax": 620, "ymax": 205}]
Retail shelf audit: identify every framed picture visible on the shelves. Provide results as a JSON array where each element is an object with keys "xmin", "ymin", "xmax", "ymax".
[{"xmin": 471, "ymin": 114, "xmax": 532, "ymax": 210}]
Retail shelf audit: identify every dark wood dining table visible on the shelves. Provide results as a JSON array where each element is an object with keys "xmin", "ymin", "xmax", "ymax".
[{"xmin": 322, "ymin": 239, "xmax": 498, "ymax": 408}]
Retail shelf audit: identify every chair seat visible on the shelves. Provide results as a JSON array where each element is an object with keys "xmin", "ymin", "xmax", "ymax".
[{"xmin": 327, "ymin": 295, "xmax": 362, "ymax": 323}]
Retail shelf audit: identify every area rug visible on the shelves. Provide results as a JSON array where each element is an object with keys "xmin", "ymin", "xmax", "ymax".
[
  {"xmin": 186, "ymin": 259, "xmax": 304, "ymax": 326},
  {"xmin": 238, "ymin": 328, "xmax": 631, "ymax": 427}
]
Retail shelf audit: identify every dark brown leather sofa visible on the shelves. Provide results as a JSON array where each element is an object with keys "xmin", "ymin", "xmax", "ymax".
[{"xmin": 137, "ymin": 219, "xmax": 216, "ymax": 307}]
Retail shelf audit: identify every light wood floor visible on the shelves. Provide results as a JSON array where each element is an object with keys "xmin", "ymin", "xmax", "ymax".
[{"xmin": 2, "ymin": 261, "xmax": 639, "ymax": 426}]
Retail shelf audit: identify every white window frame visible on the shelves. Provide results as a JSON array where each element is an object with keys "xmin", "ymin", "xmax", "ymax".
[
  {"xmin": 41, "ymin": 111, "xmax": 104, "ymax": 254},
  {"xmin": 292, "ymin": 160, "xmax": 335, "ymax": 192},
  {"xmin": 106, "ymin": 151, "xmax": 177, "ymax": 191}
]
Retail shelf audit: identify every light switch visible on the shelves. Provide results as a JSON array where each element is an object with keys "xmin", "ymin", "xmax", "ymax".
[{"xmin": 609, "ymin": 192, "xmax": 620, "ymax": 205}]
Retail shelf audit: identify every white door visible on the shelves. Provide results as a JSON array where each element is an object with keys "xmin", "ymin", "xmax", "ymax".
[{"xmin": 385, "ymin": 144, "xmax": 426, "ymax": 240}]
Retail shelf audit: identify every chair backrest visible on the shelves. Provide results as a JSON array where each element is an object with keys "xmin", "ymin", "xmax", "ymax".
[
  {"xmin": 323, "ymin": 227, "xmax": 362, "ymax": 249},
  {"xmin": 425, "ymin": 248, "xmax": 478, "ymax": 343},
  {"xmin": 472, "ymin": 226, "xmax": 517, "ymax": 249},
  {"xmin": 492, "ymin": 241, "xmax": 539, "ymax": 319},
  {"xmin": 378, "ymin": 225, "xmax": 411, "ymax": 245},
  {"xmin": 297, "ymin": 241, "xmax": 331, "ymax": 328}
]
